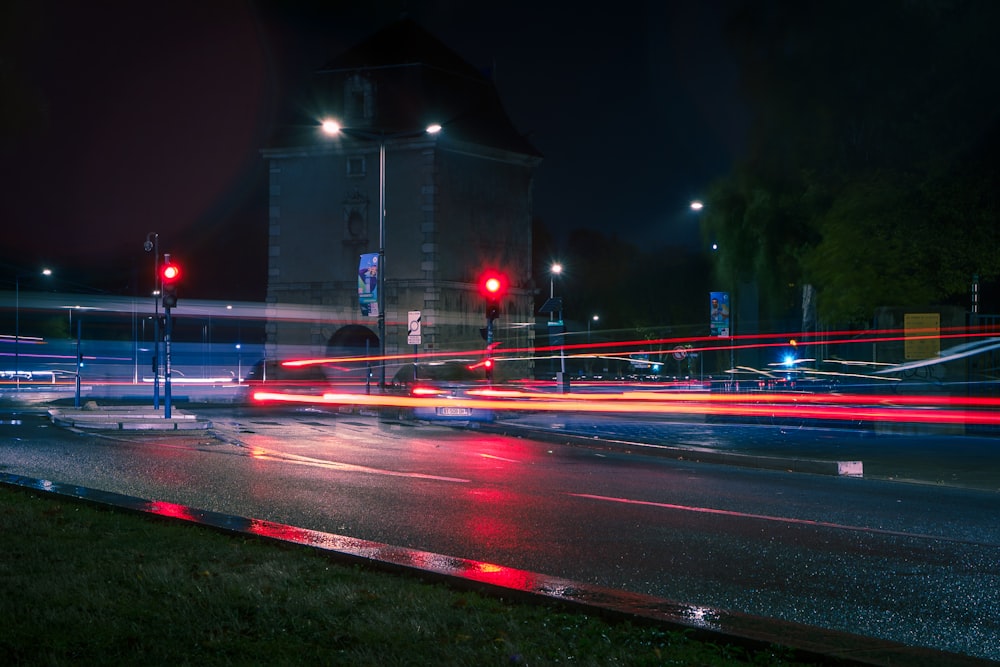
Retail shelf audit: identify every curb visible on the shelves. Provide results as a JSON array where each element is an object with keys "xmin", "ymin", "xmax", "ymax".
[
  {"xmin": 47, "ymin": 406, "xmax": 213, "ymax": 431},
  {"xmin": 2, "ymin": 472, "xmax": 989, "ymax": 667}
]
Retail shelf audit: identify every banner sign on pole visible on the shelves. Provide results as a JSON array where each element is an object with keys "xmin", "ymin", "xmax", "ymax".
[
  {"xmin": 358, "ymin": 253, "xmax": 379, "ymax": 317},
  {"xmin": 710, "ymin": 292, "xmax": 730, "ymax": 337}
]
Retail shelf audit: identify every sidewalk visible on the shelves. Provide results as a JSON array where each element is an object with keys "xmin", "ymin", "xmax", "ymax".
[{"xmin": 47, "ymin": 402, "xmax": 213, "ymax": 431}]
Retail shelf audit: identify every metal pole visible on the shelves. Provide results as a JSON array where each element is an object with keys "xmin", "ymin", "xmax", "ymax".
[
  {"xmin": 164, "ymin": 305, "xmax": 173, "ymax": 419},
  {"xmin": 145, "ymin": 233, "xmax": 161, "ymax": 408},
  {"xmin": 549, "ymin": 271, "xmax": 556, "ymax": 377},
  {"xmin": 153, "ymin": 239, "xmax": 160, "ymax": 409},
  {"xmin": 559, "ymin": 305, "xmax": 567, "ymax": 390},
  {"xmin": 486, "ymin": 317, "xmax": 494, "ymax": 383},
  {"xmin": 365, "ymin": 339, "xmax": 371, "ymax": 395},
  {"xmin": 378, "ymin": 137, "xmax": 386, "ymax": 390},
  {"xmin": 74, "ymin": 317, "xmax": 81, "ymax": 408},
  {"xmin": 14, "ymin": 275, "xmax": 19, "ymax": 391}
]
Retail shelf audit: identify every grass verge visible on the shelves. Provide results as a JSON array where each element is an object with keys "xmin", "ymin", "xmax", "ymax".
[{"xmin": 0, "ymin": 485, "xmax": 819, "ymax": 666}]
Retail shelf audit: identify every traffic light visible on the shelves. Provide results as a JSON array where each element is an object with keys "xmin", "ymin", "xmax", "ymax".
[
  {"xmin": 161, "ymin": 259, "xmax": 181, "ymax": 308},
  {"xmin": 479, "ymin": 271, "xmax": 507, "ymax": 321}
]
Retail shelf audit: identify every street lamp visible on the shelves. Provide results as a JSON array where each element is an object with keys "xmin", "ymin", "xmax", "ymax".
[
  {"xmin": 321, "ymin": 119, "xmax": 442, "ymax": 389},
  {"xmin": 588, "ymin": 314, "xmax": 599, "ymax": 344},
  {"xmin": 548, "ymin": 262, "xmax": 567, "ymax": 388},
  {"xmin": 143, "ymin": 232, "xmax": 161, "ymax": 409},
  {"xmin": 694, "ymin": 201, "xmax": 736, "ymax": 378},
  {"xmin": 15, "ymin": 267, "xmax": 53, "ymax": 390},
  {"xmin": 549, "ymin": 262, "xmax": 562, "ymax": 302}
]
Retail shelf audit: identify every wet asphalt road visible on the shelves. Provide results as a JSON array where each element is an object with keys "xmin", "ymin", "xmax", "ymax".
[{"xmin": 2, "ymin": 405, "xmax": 999, "ymax": 661}]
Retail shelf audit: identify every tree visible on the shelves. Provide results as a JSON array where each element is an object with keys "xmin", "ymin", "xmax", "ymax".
[{"xmin": 709, "ymin": 0, "xmax": 1000, "ymax": 326}]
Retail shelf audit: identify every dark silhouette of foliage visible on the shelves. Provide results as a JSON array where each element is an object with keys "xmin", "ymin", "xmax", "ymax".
[{"xmin": 707, "ymin": 0, "xmax": 1000, "ymax": 325}]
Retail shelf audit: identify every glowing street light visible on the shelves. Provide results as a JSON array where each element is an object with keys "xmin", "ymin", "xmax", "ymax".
[
  {"xmin": 321, "ymin": 119, "xmax": 442, "ymax": 389},
  {"xmin": 15, "ymin": 267, "xmax": 53, "ymax": 390},
  {"xmin": 548, "ymin": 262, "xmax": 567, "ymax": 389},
  {"xmin": 588, "ymin": 314, "xmax": 599, "ymax": 343},
  {"xmin": 549, "ymin": 262, "xmax": 562, "ymax": 300}
]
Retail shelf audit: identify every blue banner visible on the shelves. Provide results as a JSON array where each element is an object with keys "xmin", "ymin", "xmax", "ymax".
[
  {"xmin": 710, "ymin": 292, "xmax": 730, "ymax": 337},
  {"xmin": 358, "ymin": 253, "xmax": 379, "ymax": 317}
]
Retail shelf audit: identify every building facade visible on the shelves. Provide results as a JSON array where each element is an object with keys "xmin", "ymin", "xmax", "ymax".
[{"xmin": 261, "ymin": 19, "xmax": 541, "ymax": 382}]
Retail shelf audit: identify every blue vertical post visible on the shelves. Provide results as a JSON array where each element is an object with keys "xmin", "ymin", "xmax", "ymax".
[
  {"xmin": 74, "ymin": 317, "xmax": 82, "ymax": 408},
  {"xmin": 164, "ymin": 306, "xmax": 173, "ymax": 419}
]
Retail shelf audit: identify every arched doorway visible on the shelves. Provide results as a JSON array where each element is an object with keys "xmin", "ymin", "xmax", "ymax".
[{"xmin": 325, "ymin": 325, "xmax": 380, "ymax": 385}]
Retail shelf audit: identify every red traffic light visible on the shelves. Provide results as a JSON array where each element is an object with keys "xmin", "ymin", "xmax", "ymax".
[
  {"xmin": 160, "ymin": 260, "xmax": 181, "ymax": 308},
  {"xmin": 479, "ymin": 271, "xmax": 507, "ymax": 297},
  {"xmin": 161, "ymin": 263, "xmax": 181, "ymax": 283}
]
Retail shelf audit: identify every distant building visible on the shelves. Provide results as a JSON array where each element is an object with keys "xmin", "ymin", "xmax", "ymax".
[{"xmin": 261, "ymin": 19, "xmax": 541, "ymax": 382}]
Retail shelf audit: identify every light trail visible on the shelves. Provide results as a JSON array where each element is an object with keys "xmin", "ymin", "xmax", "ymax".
[
  {"xmin": 249, "ymin": 389, "xmax": 1000, "ymax": 426},
  {"xmin": 278, "ymin": 327, "xmax": 1000, "ymax": 389},
  {"xmin": 247, "ymin": 447, "xmax": 470, "ymax": 483}
]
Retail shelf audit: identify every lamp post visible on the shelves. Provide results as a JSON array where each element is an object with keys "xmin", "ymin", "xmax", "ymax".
[
  {"xmin": 588, "ymin": 314, "xmax": 599, "ymax": 344},
  {"xmin": 15, "ymin": 267, "xmax": 53, "ymax": 390},
  {"xmin": 587, "ymin": 314, "xmax": 599, "ymax": 377},
  {"xmin": 549, "ymin": 262, "xmax": 562, "ymax": 303},
  {"xmin": 321, "ymin": 120, "xmax": 442, "ymax": 389},
  {"xmin": 694, "ymin": 201, "xmax": 735, "ymax": 381},
  {"xmin": 549, "ymin": 263, "xmax": 567, "ymax": 389},
  {"xmin": 143, "ymin": 232, "xmax": 161, "ymax": 409}
]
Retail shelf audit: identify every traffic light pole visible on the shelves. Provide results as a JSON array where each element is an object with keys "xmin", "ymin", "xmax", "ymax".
[
  {"xmin": 485, "ymin": 315, "xmax": 494, "ymax": 383},
  {"xmin": 164, "ymin": 305, "xmax": 173, "ymax": 419},
  {"xmin": 377, "ymin": 139, "xmax": 386, "ymax": 390},
  {"xmin": 143, "ymin": 234, "xmax": 160, "ymax": 410},
  {"xmin": 74, "ymin": 317, "xmax": 82, "ymax": 408},
  {"xmin": 158, "ymin": 253, "xmax": 180, "ymax": 419}
]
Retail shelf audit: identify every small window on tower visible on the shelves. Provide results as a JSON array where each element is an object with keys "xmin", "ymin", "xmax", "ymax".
[
  {"xmin": 347, "ymin": 156, "xmax": 366, "ymax": 177},
  {"xmin": 344, "ymin": 74, "xmax": 375, "ymax": 122}
]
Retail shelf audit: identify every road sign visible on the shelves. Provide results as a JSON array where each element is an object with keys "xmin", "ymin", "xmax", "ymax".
[
  {"xmin": 539, "ymin": 297, "xmax": 563, "ymax": 314},
  {"xmin": 407, "ymin": 310, "xmax": 422, "ymax": 345},
  {"xmin": 904, "ymin": 312, "xmax": 940, "ymax": 360},
  {"xmin": 672, "ymin": 345, "xmax": 687, "ymax": 361}
]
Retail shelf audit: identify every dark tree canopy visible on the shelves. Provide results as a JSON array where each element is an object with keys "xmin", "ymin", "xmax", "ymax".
[{"xmin": 703, "ymin": 0, "xmax": 1000, "ymax": 325}]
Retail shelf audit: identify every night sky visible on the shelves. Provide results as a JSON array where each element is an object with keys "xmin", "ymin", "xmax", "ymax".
[{"xmin": 1, "ymin": 0, "xmax": 744, "ymax": 300}]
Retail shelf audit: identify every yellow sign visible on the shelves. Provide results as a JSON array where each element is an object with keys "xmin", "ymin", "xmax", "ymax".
[{"xmin": 904, "ymin": 313, "xmax": 940, "ymax": 360}]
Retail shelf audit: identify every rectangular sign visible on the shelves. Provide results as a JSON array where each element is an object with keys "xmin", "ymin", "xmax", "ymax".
[
  {"xmin": 710, "ymin": 292, "xmax": 730, "ymax": 337},
  {"xmin": 358, "ymin": 253, "xmax": 379, "ymax": 317},
  {"xmin": 437, "ymin": 407, "xmax": 471, "ymax": 417},
  {"xmin": 407, "ymin": 310, "xmax": 421, "ymax": 345},
  {"xmin": 904, "ymin": 312, "xmax": 940, "ymax": 360}
]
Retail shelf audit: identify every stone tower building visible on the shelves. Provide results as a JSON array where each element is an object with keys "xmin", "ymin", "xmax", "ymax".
[{"xmin": 261, "ymin": 19, "xmax": 541, "ymax": 384}]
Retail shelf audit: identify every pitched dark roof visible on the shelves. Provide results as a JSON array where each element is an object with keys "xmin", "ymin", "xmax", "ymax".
[
  {"xmin": 272, "ymin": 18, "xmax": 540, "ymax": 158},
  {"xmin": 318, "ymin": 17, "xmax": 485, "ymax": 82}
]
